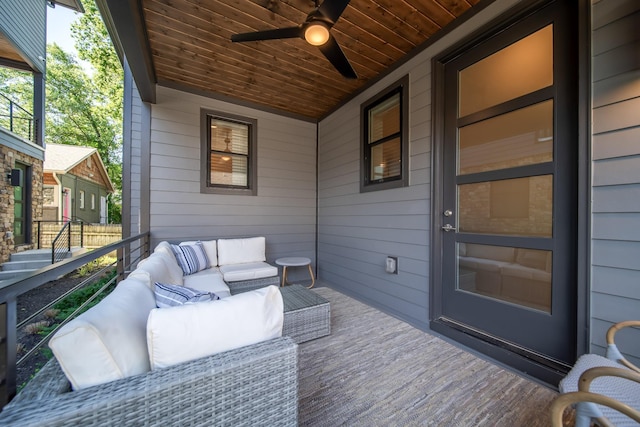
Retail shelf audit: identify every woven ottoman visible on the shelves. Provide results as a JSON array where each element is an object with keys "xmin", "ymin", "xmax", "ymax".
[{"xmin": 281, "ymin": 285, "xmax": 331, "ymax": 344}]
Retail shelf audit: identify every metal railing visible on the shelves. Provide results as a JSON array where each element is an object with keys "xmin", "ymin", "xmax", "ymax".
[
  {"xmin": 35, "ymin": 220, "xmax": 84, "ymax": 252},
  {"xmin": 50, "ymin": 221, "xmax": 85, "ymax": 264},
  {"xmin": 0, "ymin": 232, "xmax": 150, "ymax": 408},
  {"xmin": 0, "ymin": 93, "xmax": 33, "ymax": 142}
]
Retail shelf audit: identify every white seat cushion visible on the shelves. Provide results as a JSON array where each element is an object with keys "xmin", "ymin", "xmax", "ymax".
[
  {"xmin": 219, "ymin": 261, "xmax": 278, "ymax": 282},
  {"xmin": 183, "ymin": 267, "xmax": 231, "ymax": 298},
  {"xmin": 147, "ymin": 285, "xmax": 284, "ymax": 369},
  {"xmin": 217, "ymin": 237, "xmax": 266, "ymax": 265},
  {"xmin": 49, "ymin": 277, "xmax": 156, "ymax": 390}
]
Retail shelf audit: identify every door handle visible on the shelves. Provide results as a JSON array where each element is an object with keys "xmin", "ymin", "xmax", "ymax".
[{"xmin": 441, "ymin": 224, "xmax": 457, "ymax": 232}]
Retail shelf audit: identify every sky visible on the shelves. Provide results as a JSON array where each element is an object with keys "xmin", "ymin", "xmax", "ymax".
[{"xmin": 46, "ymin": 4, "xmax": 82, "ymax": 55}]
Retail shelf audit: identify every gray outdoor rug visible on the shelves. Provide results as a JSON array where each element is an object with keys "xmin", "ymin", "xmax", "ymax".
[{"xmin": 297, "ymin": 286, "xmax": 560, "ymax": 426}]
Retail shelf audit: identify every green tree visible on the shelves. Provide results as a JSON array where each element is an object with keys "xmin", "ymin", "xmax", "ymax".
[
  {"xmin": 0, "ymin": 0, "xmax": 123, "ymax": 223},
  {"xmin": 46, "ymin": 44, "xmax": 122, "ymax": 223},
  {"xmin": 50, "ymin": 0, "xmax": 123, "ymax": 223},
  {"xmin": 0, "ymin": 68, "xmax": 34, "ymax": 140}
]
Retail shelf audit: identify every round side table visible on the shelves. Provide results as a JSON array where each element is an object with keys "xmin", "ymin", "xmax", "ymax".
[{"xmin": 275, "ymin": 257, "xmax": 315, "ymax": 289}]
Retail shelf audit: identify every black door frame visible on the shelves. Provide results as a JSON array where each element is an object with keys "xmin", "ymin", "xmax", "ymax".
[
  {"xmin": 429, "ymin": 0, "xmax": 591, "ymax": 386},
  {"xmin": 13, "ymin": 162, "xmax": 32, "ymax": 246}
]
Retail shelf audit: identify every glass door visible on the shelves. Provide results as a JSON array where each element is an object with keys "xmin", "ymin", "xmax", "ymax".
[{"xmin": 439, "ymin": 6, "xmax": 577, "ymax": 365}]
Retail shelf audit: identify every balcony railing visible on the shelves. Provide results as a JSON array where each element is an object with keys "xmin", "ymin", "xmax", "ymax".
[
  {"xmin": 0, "ymin": 93, "xmax": 34, "ymax": 142},
  {"xmin": 0, "ymin": 232, "xmax": 150, "ymax": 408}
]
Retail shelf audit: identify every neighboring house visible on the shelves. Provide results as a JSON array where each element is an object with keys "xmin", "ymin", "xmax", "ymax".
[
  {"xmin": 43, "ymin": 143, "xmax": 114, "ymax": 224},
  {"xmin": 98, "ymin": 0, "xmax": 639, "ymax": 386},
  {"xmin": 0, "ymin": 0, "xmax": 83, "ymax": 263}
]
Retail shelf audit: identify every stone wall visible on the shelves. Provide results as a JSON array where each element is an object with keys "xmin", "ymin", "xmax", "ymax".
[{"xmin": 0, "ymin": 145, "xmax": 43, "ymax": 263}]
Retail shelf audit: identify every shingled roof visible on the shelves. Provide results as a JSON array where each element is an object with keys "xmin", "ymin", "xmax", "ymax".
[{"xmin": 44, "ymin": 143, "xmax": 115, "ymax": 193}]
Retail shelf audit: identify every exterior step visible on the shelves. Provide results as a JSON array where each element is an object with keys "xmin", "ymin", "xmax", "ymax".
[
  {"xmin": 2, "ymin": 259, "xmax": 52, "ymax": 271},
  {"xmin": 0, "ymin": 269, "xmax": 32, "ymax": 281},
  {"xmin": 9, "ymin": 249, "xmax": 53, "ymax": 262},
  {"xmin": 1, "ymin": 247, "xmax": 87, "ymax": 272}
]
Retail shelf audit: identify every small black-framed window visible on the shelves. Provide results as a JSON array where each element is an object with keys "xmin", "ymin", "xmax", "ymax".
[
  {"xmin": 200, "ymin": 109, "xmax": 257, "ymax": 196},
  {"xmin": 361, "ymin": 75, "xmax": 409, "ymax": 192}
]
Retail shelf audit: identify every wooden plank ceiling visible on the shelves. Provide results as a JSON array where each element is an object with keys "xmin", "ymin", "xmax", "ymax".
[{"xmin": 142, "ymin": 0, "xmax": 480, "ymax": 120}]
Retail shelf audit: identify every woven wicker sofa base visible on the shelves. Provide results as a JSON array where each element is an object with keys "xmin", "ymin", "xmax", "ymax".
[
  {"xmin": 0, "ymin": 337, "xmax": 298, "ymax": 427},
  {"xmin": 228, "ymin": 275, "xmax": 281, "ymax": 294}
]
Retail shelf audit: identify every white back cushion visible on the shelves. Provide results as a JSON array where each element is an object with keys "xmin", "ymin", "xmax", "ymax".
[
  {"xmin": 147, "ymin": 285, "xmax": 283, "ymax": 369},
  {"xmin": 181, "ymin": 240, "xmax": 217, "ymax": 267},
  {"xmin": 131, "ymin": 251, "xmax": 184, "ymax": 287},
  {"xmin": 49, "ymin": 277, "xmax": 156, "ymax": 390},
  {"xmin": 217, "ymin": 237, "xmax": 266, "ymax": 266}
]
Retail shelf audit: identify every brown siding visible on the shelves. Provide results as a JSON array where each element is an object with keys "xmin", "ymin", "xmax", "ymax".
[
  {"xmin": 68, "ymin": 153, "xmax": 111, "ymax": 190},
  {"xmin": 43, "ymin": 172, "xmax": 57, "ymax": 185}
]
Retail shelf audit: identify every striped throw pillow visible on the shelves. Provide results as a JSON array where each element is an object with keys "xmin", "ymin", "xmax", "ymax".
[
  {"xmin": 154, "ymin": 282, "xmax": 220, "ymax": 308},
  {"xmin": 170, "ymin": 242, "xmax": 210, "ymax": 275}
]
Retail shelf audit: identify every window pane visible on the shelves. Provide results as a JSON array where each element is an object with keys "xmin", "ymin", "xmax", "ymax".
[
  {"xmin": 210, "ymin": 120, "xmax": 249, "ymax": 155},
  {"xmin": 458, "ymin": 175, "xmax": 553, "ymax": 237},
  {"xmin": 210, "ymin": 154, "xmax": 248, "ymax": 187},
  {"xmin": 369, "ymin": 93, "xmax": 400, "ymax": 142},
  {"xmin": 458, "ymin": 100, "xmax": 553, "ymax": 175},
  {"xmin": 458, "ymin": 243, "xmax": 551, "ymax": 312},
  {"xmin": 370, "ymin": 138, "xmax": 401, "ymax": 180},
  {"xmin": 459, "ymin": 25, "xmax": 553, "ymax": 117}
]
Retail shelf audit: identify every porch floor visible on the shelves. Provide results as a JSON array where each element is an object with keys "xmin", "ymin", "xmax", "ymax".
[{"xmin": 298, "ymin": 285, "xmax": 560, "ymax": 426}]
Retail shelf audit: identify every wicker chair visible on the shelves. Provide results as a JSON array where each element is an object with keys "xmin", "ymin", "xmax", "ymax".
[
  {"xmin": 0, "ymin": 337, "xmax": 298, "ymax": 427},
  {"xmin": 551, "ymin": 320, "xmax": 640, "ymax": 427}
]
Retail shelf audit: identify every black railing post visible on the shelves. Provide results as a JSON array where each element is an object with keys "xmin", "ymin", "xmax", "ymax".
[
  {"xmin": 36, "ymin": 221, "xmax": 41, "ymax": 249},
  {"xmin": 116, "ymin": 247, "xmax": 124, "ymax": 283},
  {"xmin": 80, "ymin": 222, "xmax": 84, "ymax": 248},
  {"xmin": 0, "ymin": 298, "xmax": 18, "ymax": 407}
]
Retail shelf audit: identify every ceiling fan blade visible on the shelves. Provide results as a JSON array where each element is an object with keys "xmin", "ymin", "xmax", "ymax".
[
  {"xmin": 231, "ymin": 26, "xmax": 302, "ymax": 43},
  {"xmin": 317, "ymin": 0, "xmax": 351, "ymax": 24},
  {"xmin": 318, "ymin": 35, "xmax": 357, "ymax": 79}
]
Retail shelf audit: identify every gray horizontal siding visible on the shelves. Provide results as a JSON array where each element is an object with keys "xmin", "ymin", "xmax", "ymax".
[
  {"xmin": 590, "ymin": 0, "xmax": 640, "ymax": 362},
  {"xmin": 0, "ymin": 128, "xmax": 44, "ymax": 160},
  {"xmin": 316, "ymin": 0, "xmax": 525, "ymax": 330},
  {"xmin": 0, "ymin": 0, "xmax": 46, "ymax": 72},
  {"xmin": 318, "ymin": 65, "xmax": 432, "ymax": 327},
  {"xmin": 147, "ymin": 87, "xmax": 317, "ymax": 278}
]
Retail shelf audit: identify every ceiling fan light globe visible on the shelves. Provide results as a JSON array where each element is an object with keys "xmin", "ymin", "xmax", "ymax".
[{"xmin": 305, "ymin": 23, "xmax": 330, "ymax": 46}]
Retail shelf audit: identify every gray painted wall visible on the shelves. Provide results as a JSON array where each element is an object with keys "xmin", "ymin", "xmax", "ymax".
[
  {"xmin": 145, "ymin": 87, "xmax": 317, "ymax": 273},
  {"xmin": 0, "ymin": 0, "xmax": 46, "ymax": 73},
  {"xmin": 590, "ymin": 0, "xmax": 640, "ymax": 366},
  {"xmin": 317, "ymin": 0, "xmax": 520, "ymax": 329}
]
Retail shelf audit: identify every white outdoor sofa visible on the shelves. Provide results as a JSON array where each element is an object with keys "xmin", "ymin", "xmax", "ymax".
[
  {"xmin": 137, "ymin": 236, "xmax": 281, "ymax": 297},
  {"xmin": 0, "ymin": 237, "xmax": 297, "ymax": 426}
]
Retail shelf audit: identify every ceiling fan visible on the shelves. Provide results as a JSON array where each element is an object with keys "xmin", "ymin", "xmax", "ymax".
[{"xmin": 231, "ymin": 0, "xmax": 357, "ymax": 79}]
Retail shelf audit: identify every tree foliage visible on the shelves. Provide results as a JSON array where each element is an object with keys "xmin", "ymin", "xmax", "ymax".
[{"xmin": 0, "ymin": 0, "xmax": 123, "ymax": 223}]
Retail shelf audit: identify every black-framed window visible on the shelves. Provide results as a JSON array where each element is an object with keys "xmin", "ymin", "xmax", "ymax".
[
  {"xmin": 200, "ymin": 109, "xmax": 257, "ymax": 195},
  {"xmin": 361, "ymin": 75, "xmax": 409, "ymax": 192}
]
